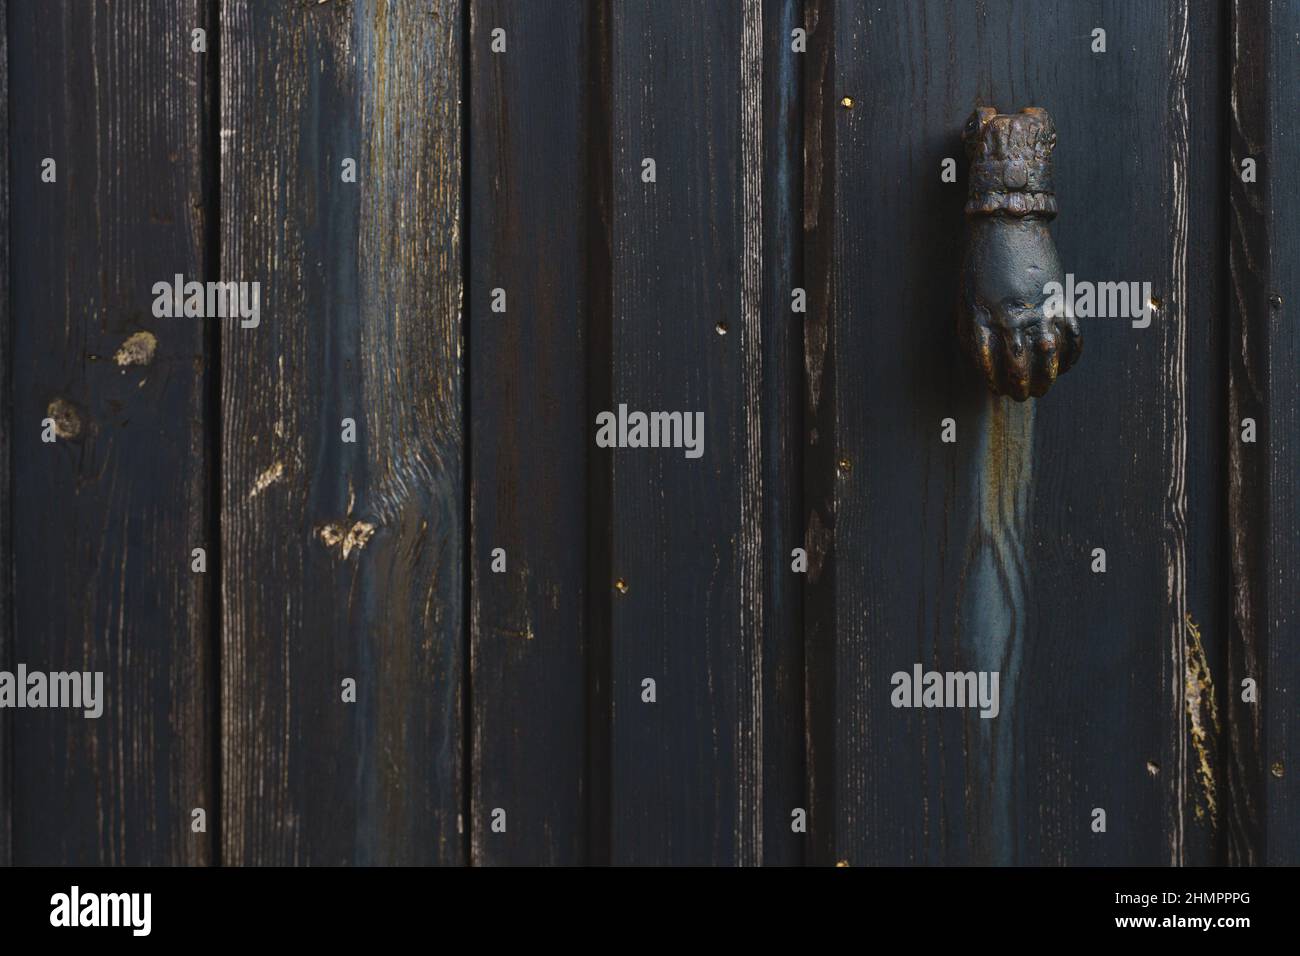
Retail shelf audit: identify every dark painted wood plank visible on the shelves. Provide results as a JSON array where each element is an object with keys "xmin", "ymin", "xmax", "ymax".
[
  {"xmin": 584, "ymin": 0, "xmax": 616, "ymax": 866},
  {"xmin": 220, "ymin": 0, "xmax": 465, "ymax": 865},
  {"xmin": 1221, "ymin": 0, "xmax": 1300, "ymax": 869},
  {"xmin": 802, "ymin": 0, "xmax": 839, "ymax": 868},
  {"xmin": 812, "ymin": 0, "xmax": 1223, "ymax": 864},
  {"xmin": 7, "ymin": 0, "xmax": 215, "ymax": 864},
  {"xmin": 0, "ymin": 0, "xmax": 10, "ymax": 868},
  {"xmin": 468, "ymin": 0, "xmax": 591, "ymax": 865},
  {"xmin": 1225, "ymin": 0, "xmax": 1269, "ymax": 867},
  {"xmin": 761, "ymin": 0, "xmax": 807, "ymax": 866},
  {"xmin": 608, "ymin": 0, "xmax": 768, "ymax": 864},
  {"xmin": 1263, "ymin": 0, "xmax": 1300, "ymax": 867},
  {"xmin": 1175, "ymin": 0, "xmax": 1229, "ymax": 869}
]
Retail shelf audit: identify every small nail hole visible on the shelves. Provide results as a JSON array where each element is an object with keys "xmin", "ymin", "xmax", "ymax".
[
  {"xmin": 715, "ymin": 322, "xmax": 728, "ymax": 336},
  {"xmin": 614, "ymin": 578, "xmax": 629, "ymax": 595}
]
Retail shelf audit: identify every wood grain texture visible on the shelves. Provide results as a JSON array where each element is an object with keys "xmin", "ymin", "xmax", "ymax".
[
  {"xmin": 7, "ymin": 0, "xmax": 215, "ymax": 865},
  {"xmin": 0, "ymin": 0, "xmax": 9, "ymax": 868},
  {"xmin": 1263, "ymin": 0, "xmax": 1300, "ymax": 866},
  {"xmin": 811, "ymin": 0, "xmax": 1225, "ymax": 864},
  {"xmin": 1173, "ymin": 0, "xmax": 1230, "ymax": 868},
  {"xmin": 468, "ymin": 0, "xmax": 591, "ymax": 865},
  {"xmin": 760, "ymin": 0, "xmax": 806, "ymax": 866},
  {"xmin": 1, "ymin": 0, "xmax": 1289, "ymax": 869},
  {"xmin": 584, "ymin": 0, "xmax": 615, "ymax": 865},
  {"xmin": 802, "ymin": 0, "xmax": 839, "ymax": 867},
  {"xmin": 219, "ymin": 0, "xmax": 465, "ymax": 865},
  {"xmin": 609, "ymin": 0, "xmax": 766, "ymax": 865},
  {"xmin": 1161, "ymin": 0, "xmax": 1192, "ymax": 866},
  {"xmin": 1225, "ymin": 0, "xmax": 1269, "ymax": 868}
]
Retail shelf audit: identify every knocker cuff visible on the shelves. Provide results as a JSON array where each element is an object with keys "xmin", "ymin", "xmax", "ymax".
[{"xmin": 963, "ymin": 106, "xmax": 1058, "ymax": 219}]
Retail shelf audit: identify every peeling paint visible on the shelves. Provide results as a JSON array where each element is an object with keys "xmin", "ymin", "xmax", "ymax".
[
  {"xmin": 248, "ymin": 461, "xmax": 285, "ymax": 499},
  {"xmin": 958, "ymin": 396, "xmax": 1034, "ymax": 864},
  {"xmin": 113, "ymin": 330, "xmax": 157, "ymax": 367},
  {"xmin": 1185, "ymin": 614, "xmax": 1220, "ymax": 824},
  {"xmin": 342, "ymin": 521, "xmax": 375, "ymax": 558},
  {"xmin": 318, "ymin": 518, "xmax": 376, "ymax": 560},
  {"xmin": 47, "ymin": 398, "xmax": 82, "ymax": 440},
  {"xmin": 318, "ymin": 481, "xmax": 381, "ymax": 562}
]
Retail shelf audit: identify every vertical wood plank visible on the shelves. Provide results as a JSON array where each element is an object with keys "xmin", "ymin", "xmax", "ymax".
[
  {"xmin": 585, "ymin": 0, "xmax": 616, "ymax": 865},
  {"xmin": 609, "ymin": 0, "xmax": 766, "ymax": 864},
  {"xmin": 812, "ymin": 0, "xmax": 1224, "ymax": 864},
  {"xmin": 1171, "ymin": 0, "xmax": 1229, "ymax": 868},
  {"xmin": 220, "ymin": 0, "xmax": 465, "ymax": 865},
  {"xmin": 7, "ymin": 0, "xmax": 215, "ymax": 864},
  {"xmin": 0, "ymin": 0, "xmax": 10, "ymax": 868},
  {"xmin": 802, "ymin": 0, "xmax": 839, "ymax": 868},
  {"xmin": 468, "ymin": 0, "xmax": 591, "ymax": 865},
  {"xmin": 1225, "ymin": 0, "xmax": 1269, "ymax": 867},
  {"xmin": 761, "ymin": 0, "xmax": 807, "ymax": 865},
  {"xmin": 1263, "ymin": 0, "xmax": 1300, "ymax": 866},
  {"xmin": 1180, "ymin": 0, "xmax": 1227, "ymax": 868}
]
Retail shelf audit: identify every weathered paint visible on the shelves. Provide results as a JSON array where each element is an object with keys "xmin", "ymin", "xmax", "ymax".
[
  {"xmin": 1184, "ymin": 615, "xmax": 1219, "ymax": 826},
  {"xmin": 1226, "ymin": 0, "xmax": 1279, "ymax": 868},
  {"xmin": 468, "ymin": 0, "xmax": 592, "ymax": 866},
  {"xmin": 0, "ymin": 0, "xmax": 1290, "ymax": 868},
  {"xmin": 0, "ymin": 0, "xmax": 10, "ymax": 868},
  {"xmin": 810, "ymin": 0, "xmax": 1225, "ymax": 865},
  {"xmin": 608, "ymin": 0, "xmax": 775, "ymax": 865},
  {"xmin": 220, "ymin": 0, "xmax": 464, "ymax": 865},
  {"xmin": 960, "ymin": 396, "xmax": 1033, "ymax": 864},
  {"xmin": 8, "ymin": 0, "xmax": 215, "ymax": 865}
]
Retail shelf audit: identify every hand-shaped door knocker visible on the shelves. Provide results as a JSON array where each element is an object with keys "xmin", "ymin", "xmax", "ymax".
[{"xmin": 958, "ymin": 107, "xmax": 1080, "ymax": 400}]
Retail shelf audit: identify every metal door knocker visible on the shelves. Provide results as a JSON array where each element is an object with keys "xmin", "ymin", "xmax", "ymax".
[{"xmin": 958, "ymin": 107, "xmax": 1081, "ymax": 400}]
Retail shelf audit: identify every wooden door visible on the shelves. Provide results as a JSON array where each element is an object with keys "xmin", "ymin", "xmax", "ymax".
[{"xmin": 0, "ymin": 0, "xmax": 1294, "ymax": 867}]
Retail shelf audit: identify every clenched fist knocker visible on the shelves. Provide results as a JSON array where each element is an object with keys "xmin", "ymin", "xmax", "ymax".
[{"xmin": 958, "ymin": 107, "xmax": 1081, "ymax": 400}]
